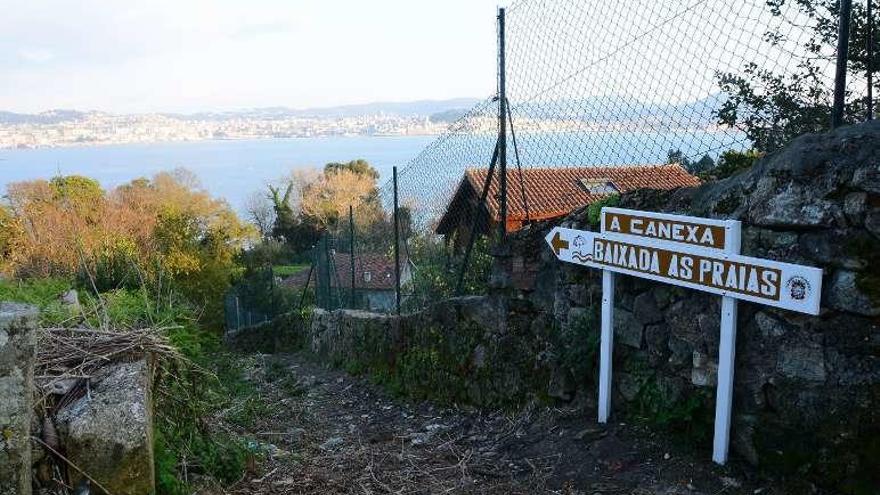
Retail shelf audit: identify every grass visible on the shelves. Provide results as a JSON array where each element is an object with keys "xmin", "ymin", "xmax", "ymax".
[
  {"xmin": 273, "ymin": 264, "xmax": 309, "ymax": 277},
  {"xmin": 0, "ymin": 277, "xmax": 78, "ymax": 325}
]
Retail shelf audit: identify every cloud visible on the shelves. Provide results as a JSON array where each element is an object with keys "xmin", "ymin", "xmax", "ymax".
[
  {"xmin": 17, "ymin": 48, "xmax": 54, "ymax": 64},
  {"xmin": 0, "ymin": 0, "xmax": 500, "ymax": 113}
]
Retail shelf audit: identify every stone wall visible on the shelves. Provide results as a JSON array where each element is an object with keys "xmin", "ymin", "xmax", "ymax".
[
  {"xmin": 225, "ymin": 311, "xmax": 307, "ymax": 354},
  {"xmin": 52, "ymin": 359, "xmax": 155, "ymax": 495},
  {"xmin": 309, "ymin": 296, "xmax": 559, "ymax": 407},
  {"xmin": 509, "ymin": 121, "xmax": 880, "ymax": 487},
  {"xmin": 0, "ymin": 303, "xmax": 38, "ymax": 495}
]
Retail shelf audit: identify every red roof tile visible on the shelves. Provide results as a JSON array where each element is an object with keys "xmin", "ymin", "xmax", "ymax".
[
  {"xmin": 279, "ymin": 267, "xmax": 313, "ymax": 290},
  {"xmin": 330, "ymin": 253, "xmax": 401, "ymax": 291},
  {"xmin": 464, "ymin": 164, "xmax": 700, "ymax": 223}
]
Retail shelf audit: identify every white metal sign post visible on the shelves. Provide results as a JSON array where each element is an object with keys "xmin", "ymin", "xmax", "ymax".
[
  {"xmin": 546, "ymin": 207, "xmax": 822, "ymax": 465},
  {"xmin": 598, "ymin": 269, "xmax": 615, "ymax": 423}
]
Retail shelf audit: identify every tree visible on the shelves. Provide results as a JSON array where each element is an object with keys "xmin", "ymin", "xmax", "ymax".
[
  {"xmin": 2, "ymin": 170, "xmax": 255, "ymax": 329},
  {"xmin": 266, "ymin": 160, "xmax": 384, "ymax": 256},
  {"xmin": 698, "ymin": 150, "xmax": 764, "ymax": 181},
  {"xmin": 301, "ymin": 168, "xmax": 382, "ymax": 228},
  {"xmin": 268, "ymin": 183, "xmax": 323, "ymax": 254},
  {"xmin": 666, "ymin": 149, "xmax": 714, "ymax": 175},
  {"xmin": 244, "ymin": 191, "xmax": 276, "ymax": 239},
  {"xmin": 323, "ymin": 159, "xmax": 379, "ymax": 180},
  {"xmin": 717, "ymin": 0, "xmax": 877, "ymax": 152},
  {"xmin": 0, "ymin": 206, "xmax": 21, "ymax": 274}
]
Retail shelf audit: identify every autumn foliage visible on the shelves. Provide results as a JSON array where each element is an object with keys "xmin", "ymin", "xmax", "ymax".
[{"xmin": 0, "ymin": 170, "xmax": 255, "ymax": 327}]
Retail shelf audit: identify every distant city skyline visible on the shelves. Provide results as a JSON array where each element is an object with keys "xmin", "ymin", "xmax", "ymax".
[
  {"xmin": 0, "ymin": 97, "xmax": 483, "ymax": 118},
  {"xmin": 0, "ymin": 0, "xmax": 504, "ymax": 114}
]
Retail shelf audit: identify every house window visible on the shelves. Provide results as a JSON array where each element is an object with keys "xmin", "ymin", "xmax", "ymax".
[
  {"xmin": 578, "ymin": 178, "xmax": 619, "ymax": 195},
  {"xmin": 363, "ymin": 271, "xmax": 372, "ymax": 283}
]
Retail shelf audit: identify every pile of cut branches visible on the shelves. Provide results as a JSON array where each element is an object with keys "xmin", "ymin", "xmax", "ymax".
[{"xmin": 35, "ymin": 327, "xmax": 178, "ymax": 399}]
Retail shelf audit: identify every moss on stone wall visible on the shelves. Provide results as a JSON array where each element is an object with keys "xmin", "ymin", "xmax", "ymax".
[
  {"xmin": 306, "ymin": 299, "xmax": 563, "ymax": 411},
  {"xmin": 849, "ymin": 237, "xmax": 880, "ymax": 306},
  {"xmin": 754, "ymin": 410, "xmax": 880, "ymax": 495},
  {"xmin": 225, "ymin": 310, "xmax": 308, "ymax": 354}
]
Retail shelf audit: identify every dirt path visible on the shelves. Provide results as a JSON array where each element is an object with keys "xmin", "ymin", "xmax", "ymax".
[{"xmin": 212, "ymin": 352, "xmax": 773, "ymax": 494}]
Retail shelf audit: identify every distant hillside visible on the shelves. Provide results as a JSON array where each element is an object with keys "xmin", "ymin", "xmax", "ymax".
[
  {"xmin": 0, "ymin": 95, "xmax": 727, "ymax": 126},
  {"xmin": 175, "ymin": 98, "xmax": 483, "ymax": 121},
  {"xmin": 0, "ymin": 110, "xmax": 87, "ymax": 125},
  {"xmin": 510, "ymin": 94, "xmax": 727, "ymax": 124},
  {"xmin": 429, "ymin": 108, "xmax": 471, "ymax": 123},
  {"xmin": 0, "ymin": 99, "xmax": 483, "ymax": 124}
]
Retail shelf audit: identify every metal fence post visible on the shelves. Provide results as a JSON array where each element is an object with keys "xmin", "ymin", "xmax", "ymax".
[
  {"xmin": 832, "ymin": 0, "xmax": 853, "ymax": 128},
  {"xmin": 349, "ymin": 204, "xmax": 356, "ymax": 308},
  {"xmin": 235, "ymin": 296, "xmax": 241, "ymax": 331},
  {"xmin": 498, "ymin": 7, "xmax": 509, "ymax": 239},
  {"xmin": 298, "ymin": 263, "xmax": 314, "ymax": 310},
  {"xmin": 393, "ymin": 166, "xmax": 401, "ymax": 315},
  {"xmin": 869, "ymin": 0, "xmax": 875, "ymax": 121},
  {"xmin": 269, "ymin": 265, "xmax": 277, "ymax": 318},
  {"xmin": 455, "ymin": 8, "xmax": 509, "ymax": 295},
  {"xmin": 316, "ymin": 234, "xmax": 331, "ymax": 309}
]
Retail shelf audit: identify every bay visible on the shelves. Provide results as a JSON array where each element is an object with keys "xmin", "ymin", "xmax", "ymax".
[
  {"xmin": 0, "ymin": 136, "xmax": 435, "ymax": 211},
  {"xmin": 0, "ymin": 130, "xmax": 747, "ymax": 215}
]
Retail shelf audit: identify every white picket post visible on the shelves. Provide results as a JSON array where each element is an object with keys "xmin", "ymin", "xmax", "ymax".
[
  {"xmin": 712, "ymin": 221, "xmax": 742, "ymax": 464},
  {"xmin": 598, "ymin": 269, "xmax": 615, "ymax": 423}
]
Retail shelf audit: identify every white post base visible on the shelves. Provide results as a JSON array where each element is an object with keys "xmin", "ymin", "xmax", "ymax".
[
  {"xmin": 598, "ymin": 270, "xmax": 615, "ymax": 423},
  {"xmin": 713, "ymin": 294, "xmax": 738, "ymax": 464}
]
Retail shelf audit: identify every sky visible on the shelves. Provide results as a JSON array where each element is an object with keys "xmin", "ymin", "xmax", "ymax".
[{"xmin": 0, "ymin": 0, "xmax": 505, "ymax": 114}]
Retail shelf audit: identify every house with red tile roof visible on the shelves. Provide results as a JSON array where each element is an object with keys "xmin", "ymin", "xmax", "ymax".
[{"xmin": 436, "ymin": 164, "xmax": 700, "ymax": 240}]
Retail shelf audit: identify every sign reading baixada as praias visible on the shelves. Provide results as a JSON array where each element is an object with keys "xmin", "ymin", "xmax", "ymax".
[{"xmin": 546, "ymin": 228, "xmax": 822, "ymax": 315}]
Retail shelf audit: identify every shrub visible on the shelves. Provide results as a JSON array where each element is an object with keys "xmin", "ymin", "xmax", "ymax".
[
  {"xmin": 586, "ymin": 195, "xmax": 621, "ymax": 228},
  {"xmin": 698, "ymin": 149, "xmax": 763, "ymax": 181}
]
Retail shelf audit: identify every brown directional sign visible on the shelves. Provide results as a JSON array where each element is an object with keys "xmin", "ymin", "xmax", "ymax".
[
  {"xmin": 602, "ymin": 207, "xmax": 731, "ymax": 250},
  {"xmin": 592, "ymin": 236, "xmax": 781, "ymax": 301},
  {"xmin": 545, "ymin": 227, "xmax": 822, "ymax": 315}
]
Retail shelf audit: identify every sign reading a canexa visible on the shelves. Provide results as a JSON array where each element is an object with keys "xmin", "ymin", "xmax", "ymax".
[{"xmin": 545, "ymin": 207, "xmax": 823, "ymax": 465}]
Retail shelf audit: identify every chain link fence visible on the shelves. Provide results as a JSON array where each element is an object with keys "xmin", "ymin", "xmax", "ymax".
[
  {"xmin": 225, "ymin": 266, "xmax": 280, "ymax": 333},
  {"xmin": 229, "ymin": 0, "xmax": 877, "ymax": 325}
]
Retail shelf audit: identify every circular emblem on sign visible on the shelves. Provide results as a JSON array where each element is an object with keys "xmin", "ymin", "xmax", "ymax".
[{"xmin": 786, "ymin": 276, "xmax": 811, "ymax": 301}]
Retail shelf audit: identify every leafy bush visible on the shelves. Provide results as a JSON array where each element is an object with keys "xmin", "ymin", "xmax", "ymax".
[
  {"xmin": 698, "ymin": 149, "xmax": 763, "ymax": 181},
  {"xmin": 586, "ymin": 195, "xmax": 621, "ymax": 228},
  {"xmin": 402, "ymin": 234, "xmax": 493, "ymax": 311},
  {"xmin": 628, "ymin": 365, "xmax": 714, "ymax": 444},
  {"xmin": 152, "ymin": 334, "xmax": 254, "ymax": 494},
  {"xmin": 2, "ymin": 170, "xmax": 255, "ymax": 330},
  {"xmin": 557, "ymin": 307, "xmax": 601, "ymax": 380}
]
